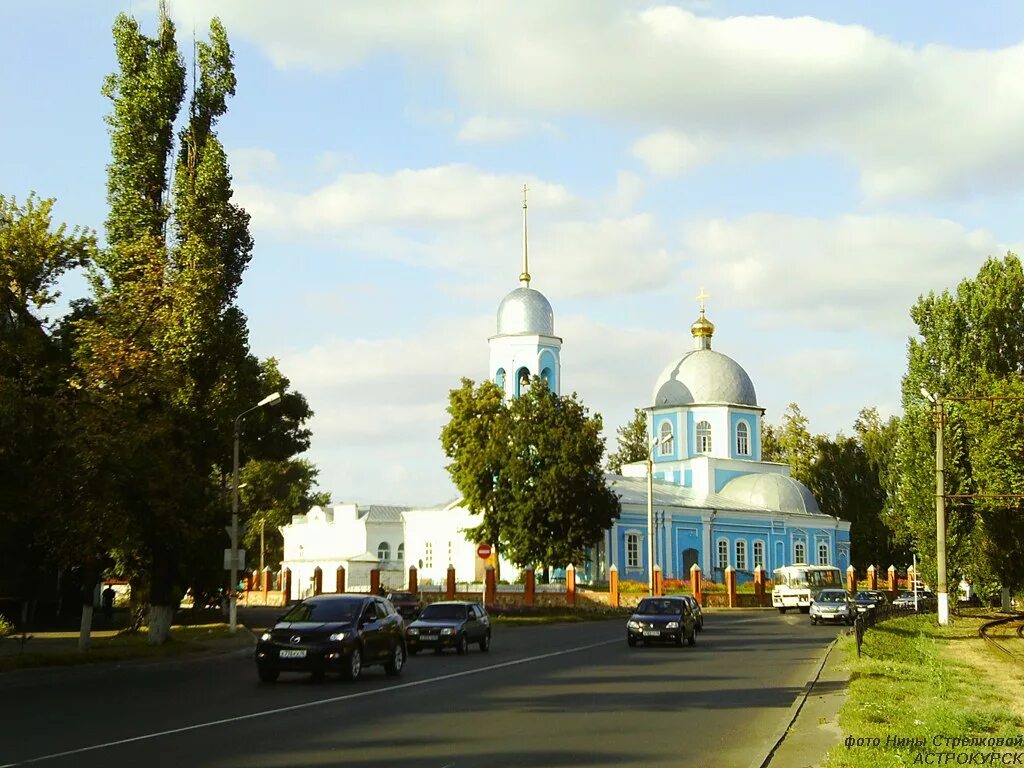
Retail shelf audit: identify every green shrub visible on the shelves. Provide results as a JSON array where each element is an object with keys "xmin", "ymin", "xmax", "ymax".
[{"xmin": 0, "ymin": 615, "xmax": 14, "ymax": 638}]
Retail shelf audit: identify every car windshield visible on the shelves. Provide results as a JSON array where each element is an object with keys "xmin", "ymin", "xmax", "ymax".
[
  {"xmin": 388, "ymin": 592, "xmax": 415, "ymax": 601},
  {"xmin": 856, "ymin": 592, "xmax": 879, "ymax": 601},
  {"xmin": 816, "ymin": 591, "xmax": 848, "ymax": 603},
  {"xmin": 636, "ymin": 599, "xmax": 683, "ymax": 616},
  {"xmin": 280, "ymin": 599, "xmax": 363, "ymax": 623},
  {"xmin": 420, "ymin": 604, "xmax": 469, "ymax": 620}
]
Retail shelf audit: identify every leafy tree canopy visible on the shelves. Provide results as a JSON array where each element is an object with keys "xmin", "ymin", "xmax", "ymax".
[{"xmin": 607, "ymin": 407, "xmax": 648, "ymax": 473}]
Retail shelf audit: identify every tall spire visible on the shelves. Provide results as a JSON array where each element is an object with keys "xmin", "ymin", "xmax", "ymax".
[
  {"xmin": 519, "ymin": 183, "xmax": 531, "ymax": 287},
  {"xmin": 691, "ymin": 286, "xmax": 715, "ymax": 350}
]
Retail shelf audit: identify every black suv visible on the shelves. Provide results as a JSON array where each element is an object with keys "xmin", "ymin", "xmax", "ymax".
[
  {"xmin": 255, "ymin": 594, "xmax": 406, "ymax": 683},
  {"xmin": 405, "ymin": 601, "xmax": 491, "ymax": 654}
]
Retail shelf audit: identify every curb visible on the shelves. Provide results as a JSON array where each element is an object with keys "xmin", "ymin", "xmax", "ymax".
[{"xmin": 748, "ymin": 635, "xmax": 840, "ymax": 768}]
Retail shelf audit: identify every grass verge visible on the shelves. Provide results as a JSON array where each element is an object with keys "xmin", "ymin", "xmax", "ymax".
[
  {"xmin": 825, "ymin": 613, "xmax": 1023, "ymax": 767},
  {"xmin": 0, "ymin": 623, "xmax": 252, "ymax": 673}
]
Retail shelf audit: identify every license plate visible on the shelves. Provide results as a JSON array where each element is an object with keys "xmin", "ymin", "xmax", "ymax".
[
  {"xmin": 643, "ymin": 630, "xmax": 660, "ymax": 637},
  {"xmin": 421, "ymin": 635, "xmax": 438, "ymax": 641},
  {"xmin": 279, "ymin": 649, "xmax": 306, "ymax": 659}
]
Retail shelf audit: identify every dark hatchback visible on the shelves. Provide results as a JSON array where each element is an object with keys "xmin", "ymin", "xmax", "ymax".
[
  {"xmin": 386, "ymin": 591, "xmax": 422, "ymax": 620},
  {"xmin": 854, "ymin": 590, "xmax": 890, "ymax": 614},
  {"xmin": 626, "ymin": 596, "xmax": 697, "ymax": 647},
  {"xmin": 405, "ymin": 601, "xmax": 491, "ymax": 654},
  {"xmin": 255, "ymin": 594, "xmax": 406, "ymax": 683}
]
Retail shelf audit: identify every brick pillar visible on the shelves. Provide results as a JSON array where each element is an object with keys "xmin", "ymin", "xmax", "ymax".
[
  {"xmin": 887, "ymin": 565, "xmax": 898, "ymax": 599},
  {"xmin": 525, "ymin": 567, "xmax": 536, "ymax": 606},
  {"xmin": 281, "ymin": 568, "xmax": 291, "ymax": 603},
  {"xmin": 608, "ymin": 565, "xmax": 619, "ymax": 608},
  {"xmin": 335, "ymin": 565, "xmax": 346, "ymax": 594},
  {"xmin": 867, "ymin": 564, "xmax": 877, "ymax": 590},
  {"xmin": 370, "ymin": 568, "xmax": 381, "ymax": 595},
  {"xmin": 846, "ymin": 564, "xmax": 856, "ymax": 595},
  {"xmin": 408, "ymin": 565, "xmax": 418, "ymax": 593},
  {"xmin": 262, "ymin": 567, "xmax": 271, "ymax": 602},
  {"xmin": 725, "ymin": 566, "xmax": 737, "ymax": 608},
  {"xmin": 906, "ymin": 566, "xmax": 915, "ymax": 592},
  {"xmin": 753, "ymin": 565, "xmax": 765, "ymax": 604},
  {"xmin": 313, "ymin": 566, "xmax": 323, "ymax": 596},
  {"xmin": 485, "ymin": 566, "xmax": 496, "ymax": 606},
  {"xmin": 446, "ymin": 565, "xmax": 456, "ymax": 599},
  {"xmin": 653, "ymin": 565, "xmax": 663, "ymax": 597},
  {"xmin": 690, "ymin": 564, "xmax": 703, "ymax": 607},
  {"xmin": 566, "ymin": 564, "xmax": 576, "ymax": 606}
]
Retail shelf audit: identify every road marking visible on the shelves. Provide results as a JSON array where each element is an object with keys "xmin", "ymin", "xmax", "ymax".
[{"xmin": 6, "ymin": 637, "xmax": 620, "ymax": 766}]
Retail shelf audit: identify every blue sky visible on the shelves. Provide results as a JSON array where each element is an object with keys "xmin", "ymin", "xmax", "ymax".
[{"xmin": 4, "ymin": 1, "xmax": 1024, "ymax": 505}]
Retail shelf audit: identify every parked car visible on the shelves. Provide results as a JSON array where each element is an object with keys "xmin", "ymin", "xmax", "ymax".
[
  {"xmin": 405, "ymin": 601, "xmax": 491, "ymax": 654},
  {"xmin": 893, "ymin": 590, "xmax": 936, "ymax": 611},
  {"xmin": 854, "ymin": 590, "xmax": 890, "ymax": 614},
  {"xmin": 809, "ymin": 589, "xmax": 856, "ymax": 625},
  {"xmin": 680, "ymin": 594, "xmax": 704, "ymax": 631},
  {"xmin": 386, "ymin": 591, "xmax": 422, "ymax": 620},
  {"xmin": 254, "ymin": 594, "xmax": 406, "ymax": 683},
  {"xmin": 626, "ymin": 596, "xmax": 697, "ymax": 647}
]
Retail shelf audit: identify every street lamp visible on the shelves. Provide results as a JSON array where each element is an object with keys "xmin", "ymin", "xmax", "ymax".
[
  {"xmin": 646, "ymin": 432, "xmax": 671, "ymax": 596},
  {"xmin": 920, "ymin": 387, "xmax": 949, "ymax": 626},
  {"xmin": 230, "ymin": 391, "xmax": 282, "ymax": 633}
]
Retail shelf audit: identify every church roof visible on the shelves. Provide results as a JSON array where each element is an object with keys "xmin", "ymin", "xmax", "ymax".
[
  {"xmin": 496, "ymin": 286, "xmax": 554, "ymax": 336},
  {"xmin": 718, "ymin": 473, "xmax": 823, "ymax": 515},
  {"xmin": 607, "ymin": 475, "xmax": 764, "ymax": 512},
  {"xmin": 652, "ymin": 348, "xmax": 758, "ymax": 408},
  {"xmin": 363, "ymin": 505, "xmax": 410, "ymax": 522}
]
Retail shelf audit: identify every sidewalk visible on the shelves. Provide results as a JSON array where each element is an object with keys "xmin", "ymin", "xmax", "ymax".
[{"xmin": 766, "ymin": 639, "xmax": 850, "ymax": 768}]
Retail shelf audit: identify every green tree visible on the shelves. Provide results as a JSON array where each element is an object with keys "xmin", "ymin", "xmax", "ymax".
[
  {"xmin": 760, "ymin": 403, "xmax": 817, "ymax": 482},
  {"xmin": 890, "ymin": 253, "xmax": 1024, "ymax": 594},
  {"xmin": 441, "ymin": 377, "xmax": 620, "ymax": 571},
  {"xmin": 607, "ymin": 407, "xmax": 648, "ymax": 473}
]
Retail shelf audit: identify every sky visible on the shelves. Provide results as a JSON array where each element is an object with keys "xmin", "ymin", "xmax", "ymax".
[{"xmin": 4, "ymin": 1, "xmax": 1024, "ymax": 507}]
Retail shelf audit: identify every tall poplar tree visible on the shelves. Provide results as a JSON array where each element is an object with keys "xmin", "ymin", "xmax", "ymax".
[{"xmin": 607, "ymin": 408, "xmax": 648, "ymax": 473}]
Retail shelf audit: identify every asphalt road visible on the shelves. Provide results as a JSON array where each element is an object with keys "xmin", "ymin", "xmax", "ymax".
[{"xmin": 0, "ymin": 610, "xmax": 842, "ymax": 768}]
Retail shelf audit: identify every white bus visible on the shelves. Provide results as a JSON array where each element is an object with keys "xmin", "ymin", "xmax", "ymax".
[{"xmin": 772, "ymin": 564, "xmax": 843, "ymax": 613}]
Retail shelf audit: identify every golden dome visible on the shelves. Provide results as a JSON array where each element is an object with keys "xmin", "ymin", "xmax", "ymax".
[{"xmin": 691, "ymin": 309, "xmax": 715, "ymax": 339}]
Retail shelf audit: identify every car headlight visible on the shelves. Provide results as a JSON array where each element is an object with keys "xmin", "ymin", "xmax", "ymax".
[
  {"xmin": 328, "ymin": 631, "xmax": 346, "ymax": 641},
  {"xmin": 665, "ymin": 621, "xmax": 679, "ymax": 629},
  {"xmin": 407, "ymin": 627, "xmax": 419, "ymax": 635},
  {"xmin": 627, "ymin": 620, "xmax": 640, "ymax": 629},
  {"xmin": 440, "ymin": 627, "xmax": 456, "ymax": 635},
  {"xmin": 260, "ymin": 632, "xmax": 272, "ymax": 641}
]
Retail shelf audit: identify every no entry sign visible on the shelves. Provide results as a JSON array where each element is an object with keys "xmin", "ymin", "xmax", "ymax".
[{"xmin": 477, "ymin": 543, "xmax": 493, "ymax": 560}]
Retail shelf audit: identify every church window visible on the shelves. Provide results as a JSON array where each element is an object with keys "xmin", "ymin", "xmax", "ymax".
[
  {"xmin": 377, "ymin": 542, "xmax": 390, "ymax": 561},
  {"xmin": 515, "ymin": 366, "xmax": 531, "ymax": 397},
  {"xmin": 717, "ymin": 538, "xmax": 729, "ymax": 571},
  {"xmin": 735, "ymin": 539, "xmax": 747, "ymax": 571},
  {"xmin": 736, "ymin": 421, "xmax": 750, "ymax": 456},
  {"xmin": 817, "ymin": 542, "xmax": 830, "ymax": 566},
  {"xmin": 625, "ymin": 533, "xmax": 640, "ymax": 569},
  {"xmin": 696, "ymin": 420, "xmax": 712, "ymax": 453},
  {"xmin": 541, "ymin": 367, "xmax": 554, "ymax": 391},
  {"xmin": 659, "ymin": 421, "xmax": 674, "ymax": 455},
  {"xmin": 496, "ymin": 368, "xmax": 506, "ymax": 390},
  {"xmin": 794, "ymin": 540, "xmax": 806, "ymax": 564},
  {"xmin": 753, "ymin": 540, "xmax": 765, "ymax": 569},
  {"xmin": 425, "ymin": 542, "xmax": 433, "ymax": 568},
  {"xmin": 397, "ymin": 543, "xmax": 405, "ymax": 561}
]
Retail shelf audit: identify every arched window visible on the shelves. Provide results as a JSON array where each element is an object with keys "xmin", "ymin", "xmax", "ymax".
[
  {"xmin": 696, "ymin": 420, "xmax": 712, "ymax": 453},
  {"xmin": 397, "ymin": 543, "xmax": 405, "ymax": 561},
  {"xmin": 377, "ymin": 542, "xmax": 390, "ymax": 561},
  {"xmin": 541, "ymin": 367, "xmax": 554, "ymax": 391},
  {"xmin": 817, "ymin": 542, "xmax": 830, "ymax": 566},
  {"xmin": 753, "ymin": 540, "xmax": 765, "ymax": 569},
  {"xmin": 735, "ymin": 539, "xmax": 747, "ymax": 570},
  {"xmin": 625, "ymin": 533, "xmax": 640, "ymax": 569},
  {"xmin": 736, "ymin": 421, "xmax": 750, "ymax": 456},
  {"xmin": 659, "ymin": 421, "xmax": 674, "ymax": 456},
  {"xmin": 515, "ymin": 366, "xmax": 530, "ymax": 397},
  {"xmin": 717, "ymin": 538, "xmax": 729, "ymax": 570},
  {"xmin": 496, "ymin": 368, "xmax": 506, "ymax": 391},
  {"xmin": 794, "ymin": 540, "xmax": 806, "ymax": 564}
]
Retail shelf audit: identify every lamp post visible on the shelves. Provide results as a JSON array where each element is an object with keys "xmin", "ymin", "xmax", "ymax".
[
  {"xmin": 920, "ymin": 388, "xmax": 949, "ymax": 626},
  {"xmin": 646, "ymin": 433, "xmax": 670, "ymax": 596},
  {"xmin": 230, "ymin": 391, "xmax": 282, "ymax": 633}
]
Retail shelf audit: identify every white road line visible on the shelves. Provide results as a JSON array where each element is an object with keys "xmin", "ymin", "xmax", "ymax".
[{"xmin": 7, "ymin": 637, "xmax": 620, "ymax": 766}]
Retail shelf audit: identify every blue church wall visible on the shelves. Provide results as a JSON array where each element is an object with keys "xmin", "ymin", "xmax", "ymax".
[
  {"xmin": 713, "ymin": 468, "xmax": 751, "ymax": 492},
  {"xmin": 728, "ymin": 411, "xmax": 759, "ymax": 461},
  {"xmin": 653, "ymin": 413, "xmax": 679, "ymax": 462},
  {"xmin": 685, "ymin": 411, "xmax": 694, "ymax": 458}
]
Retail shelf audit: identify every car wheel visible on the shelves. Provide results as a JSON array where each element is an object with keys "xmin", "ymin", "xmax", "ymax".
[
  {"xmin": 627, "ymin": 635, "xmax": 637, "ymax": 647},
  {"xmin": 456, "ymin": 633, "xmax": 468, "ymax": 655},
  {"xmin": 385, "ymin": 642, "xmax": 405, "ymax": 676},
  {"xmin": 687, "ymin": 629, "xmax": 696, "ymax": 647},
  {"xmin": 479, "ymin": 632, "xmax": 491, "ymax": 652},
  {"xmin": 342, "ymin": 647, "xmax": 362, "ymax": 681},
  {"xmin": 257, "ymin": 666, "xmax": 279, "ymax": 683},
  {"xmin": 697, "ymin": 619, "xmax": 703, "ymax": 632}
]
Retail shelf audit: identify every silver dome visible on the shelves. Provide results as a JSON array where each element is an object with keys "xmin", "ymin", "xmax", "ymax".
[
  {"xmin": 719, "ymin": 473, "xmax": 822, "ymax": 515},
  {"xmin": 652, "ymin": 349, "xmax": 757, "ymax": 407},
  {"xmin": 497, "ymin": 287, "xmax": 554, "ymax": 336}
]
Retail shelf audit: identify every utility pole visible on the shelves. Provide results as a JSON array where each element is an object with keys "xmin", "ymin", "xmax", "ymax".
[{"xmin": 933, "ymin": 399, "xmax": 949, "ymax": 626}]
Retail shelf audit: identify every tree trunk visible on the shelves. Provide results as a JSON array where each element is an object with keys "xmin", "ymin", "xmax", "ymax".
[
  {"xmin": 147, "ymin": 605, "xmax": 175, "ymax": 645},
  {"xmin": 78, "ymin": 564, "xmax": 98, "ymax": 652},
  {"xmin": 78, "ymin": 605, "xmax": 94, "ymax": 651}
]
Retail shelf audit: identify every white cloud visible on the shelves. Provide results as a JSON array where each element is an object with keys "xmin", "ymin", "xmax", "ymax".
[
  {"xmin": 175, "ymin": 1, "xmax": 1024, "ymax": 200},
  {"xmin": 682, "ymin": 213, "xmax": 1008, "ymax": 335},
  {"xmin": 456, "ymin": 115, "xmax": 559, "ymax": 143},
  {"xmin": 229, "ymin": 147, "xmax": 279, "ymax": 181},
  {"xmin": 630, "ymin": 131, "xmax": 715, "ymax": 176}
]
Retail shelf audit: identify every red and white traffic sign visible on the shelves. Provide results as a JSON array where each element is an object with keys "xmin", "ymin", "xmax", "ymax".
[{"xmin": 476, "ymin": 543, "xmax": 492, "ymax": 560}]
